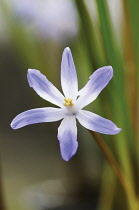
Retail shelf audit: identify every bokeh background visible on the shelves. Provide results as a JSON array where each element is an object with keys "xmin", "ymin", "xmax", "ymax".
[{"xmin": 0, "ymin": 0, "xmax": 138, "ymax": 210}]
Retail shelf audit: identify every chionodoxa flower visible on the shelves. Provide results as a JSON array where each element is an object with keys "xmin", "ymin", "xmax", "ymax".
[{"xmin": 11, "ymin": 47, "xmax": 121, "ymax": 161}]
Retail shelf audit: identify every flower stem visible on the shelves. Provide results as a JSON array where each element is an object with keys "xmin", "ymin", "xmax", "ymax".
[{"xmin": 90, "ymin": 131, "xmax": 138, "ymax": 210}]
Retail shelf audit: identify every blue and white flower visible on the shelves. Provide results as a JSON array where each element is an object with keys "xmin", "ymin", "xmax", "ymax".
[{"xmin": 11, "ymin": 47, "xmax": 121, "ymax": 161}]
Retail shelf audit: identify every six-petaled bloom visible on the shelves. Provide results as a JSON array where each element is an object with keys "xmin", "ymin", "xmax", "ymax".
[{"xmin": 10, "ymin": 47, "xmax": 121, "ymax": 161}]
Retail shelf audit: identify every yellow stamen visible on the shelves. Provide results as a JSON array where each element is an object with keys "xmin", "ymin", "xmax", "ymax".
[{"xmin": 63, "ymin": 98, "xmax": 74, "ymax": 106}]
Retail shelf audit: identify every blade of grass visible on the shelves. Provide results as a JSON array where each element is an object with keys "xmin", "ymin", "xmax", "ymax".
[
  {"xmin": 97, "ymin": 163, "xmax": 116, "ymax": 210},
  {"xmin": 91, "ymin": 131, "xmax": 138, "ymax": 210},
  {"xmin": 95, "ymin": 0, "xmax": 135, "ymax": 190},
  {"xmin": 75, "ymin": 1, "xmax": 135, "ymax": 204},
  {"xmin": 74, "ymin": 0, "xmax": 105, "ymax": 67},
  {"xmin": 123, "ymin": 0, "xmax": 139, "ymax": 145}
]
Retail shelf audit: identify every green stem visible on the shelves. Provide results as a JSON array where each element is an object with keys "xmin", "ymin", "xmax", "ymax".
[{"xmin": 90, "ymin": 131, "xmax": 138, "ymax": 210}]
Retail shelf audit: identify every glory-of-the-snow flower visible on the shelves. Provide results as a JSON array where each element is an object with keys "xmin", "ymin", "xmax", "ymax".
[{"xmin": 11, "ymin": 47, "xmax": 121, "ymax": 161}]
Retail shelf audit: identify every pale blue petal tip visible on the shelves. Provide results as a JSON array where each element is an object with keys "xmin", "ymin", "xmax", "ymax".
[
  {"xmin": 63, "ymin": 47, "xmax": 71, "ymax": 56},
  {"xmin": 60, "ymin": 140, "xmax": 78, "ymax": 161},
  {"xmin": 65, "ymin": 47, "xmax": 70, "ymax": 51},
  {"xmin": 116, "ymin": 128, "xmax": 122, "ymax": 134},
  {"xmin": 10, "ymin": 122, "xmax": 15, "ymax": 129}
]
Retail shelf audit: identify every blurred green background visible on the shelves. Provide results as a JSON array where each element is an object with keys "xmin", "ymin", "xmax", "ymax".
[{"xmin": 0, "ymin": 0, "xmax": 138, "ymax": 210}]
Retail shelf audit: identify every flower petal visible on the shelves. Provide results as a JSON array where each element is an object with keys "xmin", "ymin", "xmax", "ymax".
[
  {"xmin": 57, "ymin": 116, "xmax": 78, "ymax": 161},
  {"xmin": 76, "ymin": 66, "xmax": 113, "ymax": 109},
  {"xmin": 11, "ymin": 107, "xmax": 64, "ymax": 129},
  {"xmin": 76, "ymin": 110, "xmax": 121, "ymax": 135},
  {"xmin": 27, "ymin": 69, "xmax": 64, "ymax": 107},
  {"xmin": 61, "ymin": 47, "xmax": 78, "ymax": 100}
]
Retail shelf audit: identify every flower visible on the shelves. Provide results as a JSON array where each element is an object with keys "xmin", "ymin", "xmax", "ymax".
[{"xmin": 11, "ymin": 47, "xmax": 121, "ymax": 161}]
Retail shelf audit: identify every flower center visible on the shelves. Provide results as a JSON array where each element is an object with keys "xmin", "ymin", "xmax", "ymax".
[{"xmin": 63, "ymin": 98, "xmax": 74, "ymax": 107}]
